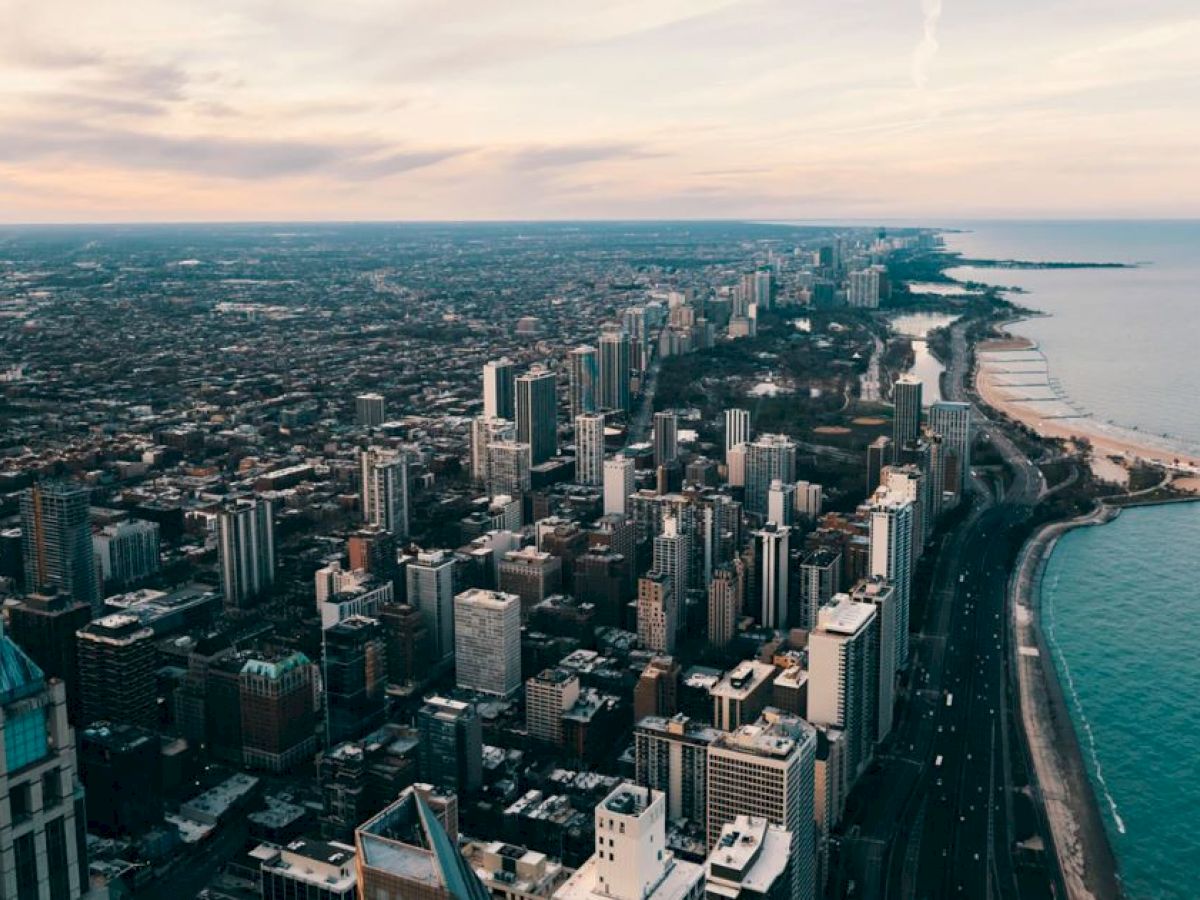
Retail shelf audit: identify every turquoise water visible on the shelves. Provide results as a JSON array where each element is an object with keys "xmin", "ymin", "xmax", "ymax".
[{"xmin": 1041, "ymin": 502, "xmax": 1200, "ymax": 899}]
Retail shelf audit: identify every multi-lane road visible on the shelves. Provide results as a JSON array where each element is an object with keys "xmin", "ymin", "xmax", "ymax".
[{"xmin": 834, "ymin": 319, "xmax": 1059, "ymax": 899}]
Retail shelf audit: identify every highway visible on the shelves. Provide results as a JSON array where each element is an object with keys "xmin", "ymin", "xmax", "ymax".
[{"xmin": 834, "ymin": 318, "xmax": 1058, "ymax": 899}]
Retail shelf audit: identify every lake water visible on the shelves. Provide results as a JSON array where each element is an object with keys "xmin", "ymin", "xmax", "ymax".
[{"xmin": 891, "ymin": 311, "xmax": 959, "ymax": 404}]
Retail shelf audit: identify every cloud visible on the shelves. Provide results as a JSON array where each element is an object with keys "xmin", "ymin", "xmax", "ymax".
[
  {"xmin": 911, "ymin": 0, "xmax": 943, "ymax": 89},
  {"xmin": 509, "ymin": 142, "xmax": 662, "ymax": 170}
]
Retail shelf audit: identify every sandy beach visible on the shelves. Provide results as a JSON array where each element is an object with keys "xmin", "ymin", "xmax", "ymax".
[{"xmin": 976, "ymin": 332, "xmax": 1200, "ymax": 493}]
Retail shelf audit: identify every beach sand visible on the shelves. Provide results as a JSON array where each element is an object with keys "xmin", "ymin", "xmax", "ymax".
[{"xmin": 976, "ymin": 335, "xmax": 1200, "ymax": 494}]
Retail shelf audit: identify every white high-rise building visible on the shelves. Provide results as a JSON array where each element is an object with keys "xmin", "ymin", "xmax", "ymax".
[
  {"xmin": 652, "ymin": 514, "xmax": 689, "ymax": 623},
  {"xmin": 847, "ymin": 268, "xmax": 882, "ymax": 308},
  {"xmin": 807, "ymin": 598, "xmax": 879, "ymax": 794},
  {"xmin": 766, "ymin": 479, "xmax": 795, "ymax": 526},
  {"xmin": 575, "ymin": 413, "xmax": 606, "ymax": 486},
  {"xmin": 314, "ymin": 561, "xmax": 394, "ymax": 628},
  {"xmin": 724, "ymin": 408, "xmax": 750, "ymax": 456},
  {"xmin": 454, "ymin": 588, "xmax": 521, "ymax": 696},
  {"xmin": 553, "ymin": 784, "xmax": 703, "ymax": 900},
  {"xmin": 745, "ymin": 435, "xmax": 797, "ymax": 517},
  {"xmin": 360, "ymin": 446, "xmax": 410, "ymax": 539},
  {"xmin": 751, "ymin": 523, "xmax": 790, "ymax": 630},
  {"xmin": 797, "ymin": 547, "xmax": 841, "ymax": 632},
  {"xmin": 355, "ymin": 392, "xmax": 386, "ymax": 427},
  {"xmin": 725, "ymin": 443, "xmax": 747, "ymax": 487},
  {"xmin": 487, "ymin": 440, "xmax": 531, "ymax": 498},
  {"xmin": 870, "ymin": 496, "xmax": 914, "ymax": 668},
  {"xmin": 93, "ymin": 518, "xmax": 160, "ymax": 588},
  {"xmin": 217, "ymin": 497, "xmax": 275, "ymax": 611},
  {"xmin": 707, "ymin": 711, "xmax": 817, "ymax": 900},
  {"xmin": 604, "ymin": 456, "xmax": 635, "ymax": 516},
  {"xmin": 794, "ymin": 480, "xmax": 824, "ymax": 519},
  {"xmin": 483, "ymin": 358, "xmax": 516, "ymax": 420},
  {"xmin": 406, "ymin": 549, "xmax": 457, "ymax": 663},
  {"xmin": 568, "ymin": 346, "xmax": 599, "ymax": 421},
  {"xmin": 704, "ymin": 816, "xmax": 793, "ymax": 898},
  {"xmin": 470, "ymin": 416, "xmax": 515, "ymax": 486},
  {"xmin": 882, "ymin": 464, "xmax": 929, "ymax": 548}
]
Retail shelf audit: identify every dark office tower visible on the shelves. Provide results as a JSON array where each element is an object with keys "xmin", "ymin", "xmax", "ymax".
[
  {"xmin": 482, "ymin": 357, "xmax": 516, "ymax": 420},
  {"xmin": 0, "ymin": 626, "xmax": 89, "ymax": 900},
  {"xmin": 77, "ymin": 613, "xmax": 157, "ymax": 729},
  {"xmin": 356, "ymin": 392, "xmax": 387, "ymax": 427},
  {"xmin": 378, "ymin": 602, "xmax": 427, "ymax": 687},
  {"xmin": 347, "ymin": 526, "xmax": 398, "ymax": 584},
  {"xmin": 20, "ymin": 481, "xmax": 99, "ymax": 611},
  {"xmin": 634, "ymin": 656, "xmax": 680, "ymax": 721},
  {"xmin": 598, "ymin": 325, "xmax": 632, "ymax": 413},
  {"xmin": 239, "ymin": 652, "xmax": 318, "ymax": 773},
  {"xmin": 356, "ymin": 786, "xmax": 489, "ymax": 900},
  {"xmin": 416, "ymin": 696, "xmax": 482, "ymax": 795},
  {"xmin": 79, "ymin": 722, "xmax": 162, "ymax": 836},
  {"xmin": 8, "ymin": 593, "xmax": 92, "ymax": 722},
  {"xmin": 217, "ymin": 497, "xmax": 275, "ymax": 611},
  {"xmin": 323, "ymin": 616, "xmax": 388, "ymax": 745},
  {"xmin": 515, "ymin": 365, "xmax": 558, "ymax": 465},
  {"xmin": 892, "ymin": 376, "xmax": 923, "ymax": 451},
  {"xmin": 573, "ymin": 550, "xmax": 628, "ymax": 628},
  {"xmin": 653, "ymin": 411, "xmax": 679, "ymax": 469},
  {"xmin": 866, "ymin": 435, "xmax": 892, "ymax": 495},
  {"xmin": 568, "ymin": 345, "xmax": 599, "ymax": 421}
]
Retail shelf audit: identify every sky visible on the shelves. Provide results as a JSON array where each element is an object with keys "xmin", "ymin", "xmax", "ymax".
[{"xmin": 1, "ymin": 0, "xmax": 1197, "ymax": 222}]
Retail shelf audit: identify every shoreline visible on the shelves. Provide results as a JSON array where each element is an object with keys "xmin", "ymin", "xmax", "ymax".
[
  {"xmin": 975, "ymin": 318, "xmax": 1200, "ymax": 493},
  {"xmin": 1011, "ymin": 508, "xmax": 1125, "ymax": 900}
]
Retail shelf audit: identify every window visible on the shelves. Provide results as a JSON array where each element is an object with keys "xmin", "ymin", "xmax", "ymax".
[
  {"xmin": 10, "ymin": 780, "xmax": 32, "ymax": 820},
  {"xmin": 42, "ymin": 768, "xmax": 61, "ymax": 809}
]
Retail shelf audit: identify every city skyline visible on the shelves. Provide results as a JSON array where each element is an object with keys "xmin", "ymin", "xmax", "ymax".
[{"xmin": 2, "ymin": 0, "xmax": 1198, "ymax": 222}]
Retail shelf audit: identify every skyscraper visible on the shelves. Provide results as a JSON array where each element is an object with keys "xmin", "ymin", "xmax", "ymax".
[
  {"xmin": 482, "ymin": 357, "xmax": 516, "ymax": 420},
  {"xmin": 766, "ymin": 479, "xmax": 796, "ymax": 526},
  {"xmin": 744, "ymin": 434, "xmax": 797, "ymax": 517},
  {"xmin": 797, "ymin": 547, "xmax": 841, "ymax": 632},
  {"xmin": 76, "ymin": 613, "xmax": 157, "ymax": 729},
  {"xmin": 751, "ymin": 523, "xmax": 790, "ymax": 630},
  {"xmin": 7, "ymin": 593, "xmax": 92, "ymax": 723},
  {"xmin": 707, "ymin": 711, "xmax": 817, "ymax": 900},
  {"xmin": 652, "ymin": 514, "xmax": 689, "ymax": 624},
  {"xmin": 487, "ymin": 440, "xmax": 532, "ymax": 497},
  {"xmin": 417, "ymin": 697, "xmax": 483, "ymax": 795},
  {"xmin": 355, "ymin": 392, "xmax": 386, "ymax": 427},
  {"xmin": 575, "ymin": 413, "xmax": 606, "ymax": 486},
  {"xmin": 217, "ymin": 496, "xmax": 276, "ymax": 611},
  {"xmin": 637, "ymin": 571, "xmax": 676, "ymax": 654},
  {"xmin": 598, "ymin": 325, "xmax": 632, "ymax": 413},
  {"xmin": 93, "ymin": 519, "xmax": 161, "ymax": 590},
  {"xmin": 20, "ymin": 481, "xmax": 99, "ymax": 611},
  {"xmin": 239, "ymin": 651, "xmax": 318, "ymax": 773},
  {"xmin": 355, "ymin": 786, "xmax": 489, "ymax": 900},
  {"xmin": 634, "ymin": 714, "xmax": 718, "ymax": 824},
  {"xmin": 323, "ymin": 615, "xmax": 388, "ymax": 744},
  {"xmin": 870, "ymin": 496, "xmax": 914, "ymax": 668},
  {"xmin": 515, "ymin": 365, "xmax": 558, "ymax": 465},
  {"xmin": 567, "ymin": 345, "xmax": 599, "ymax": 420},
  {"xmin": 360, "ymin": 446, "xmax": 410, "ymax": 540},
  {"xmin": 0, "ymin": 625, "xmax": 88, "ymax": 900},
  {"xmin": 454, "ymin": 588, "xmax": 521, "ymax": 696},
  {"xmin": 470, "ymin": 415, "xmax": 515, "ymax": 486},
  {"xmin": 604, "ymin": 455, "xmax": 635, "ymax": 516},
  {"xmin": 406, "ymin": 550, "xmax": 457, "ymax": 664},
  {"xmin": 707, "ymin": 561, "xmax": 744, "ymax": 649},
  {"xmin": 892, "ymin": 375, "xmax": 923, "ymax": 450},
  {"xmin": 929, "ymin": 400, "xmax": 972, "ymax": 497},
  {"xmin": 850, "ymin": 577, "xmax": 898, "ymax": 741},
  {"xmin": 807, "ymin": 598, "xmax": 879, "ymax": 792},
  {"xmin": 653, "ymin": 410, "xmax": 679, "ymax": 469},
  {"xmin": 724, "ymin": 408, "xmax": 750, "ymax": 459},
  {"xmin": 866, "ymin": 435, "xmax": 892, "ymax": 494}
]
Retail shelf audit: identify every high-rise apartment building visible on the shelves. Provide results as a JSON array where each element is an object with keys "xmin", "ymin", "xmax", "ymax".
[
  {"xmin": 707, "ymin": 711, "xmax": 817, "ymax": 900},
  {"xmin": 751, "ymin": 523, "xmax": 790, "ymax": 630},
  {"xmin": 323, "ymin": 615, "xmax": 387, "ymax": 745},
  {"xmin": 807, "ymin": 599, "xmax": 879, "ymax": 793},
  {"xmin": 892, "ymin": 375, "xmax": 923, "ymax": 450},
  {"xmin": 93, "ymin": 519, "xmax": 161, "ymax": 590},
  {"xmin": 7, "ymin": 593, "xmax": 92, "ymax": 722},
  {"xmin": 526, "ymin": 668, "xmax": 580, "ymax": 745},
  {"xmin": 20, "ymin": 481, "xmax": 99, "ymax": 610},
  {"xmin": 651, "ymin": 515, "xmax": 689, "ymax": 627},
  {"xmin": 598, "ymin": 326, "xmax": 632, "ymax": 413},
  {"xmin": 217, "ymin": 496, "xmax": 276, "ymax": 611},
  {"xmin": 870, "ymin": 496, "xmax": 914, "ymax": 669},
  {"xmin": 849, "ymin": 577, "xmax": 898, "ymax": 741},
  {"xmin": 239, "ymin": 651, "xmax": 318, "ymax": 773},
  {"xmin": 866, "ymin": 435, "xmax": 892, "ymax": 494},
  {"xmin": 417, "ymin": 696, "xmax": 483, "ymax": 795},
  {"xmin": 553, "ymin": 784, "xmax": 703, "ymax": 899},
  {"xmin": 847, "ymin": 268, "xmax": 882, "ymax": 308},
  {"xmin": 797, "ymin": 547, "xmax": 841, "ymax": 631},
  {"xmin": 406, "ymin": 550, "xmax": 458, "ymax": 664},
  {"xmin": 929, "ymin": 400, "xmax": 972, "ymax": 497},
  {"xmin": 603, "ymin": 456, "xmax": 635, "ymax": 517},
  {"xmin": 568, "ymin": 345, "xmax": 599, "ymax": 420},
  {"xmin": 516, "ymin": 365, "xmax": 558, "ymax": 465},
  {"xmin": 498, "ymin": 547, "xmax": 562, "ymax": 621},
  {"xmin": 653, "ymin": 411, "xmax": 679, "ymax": 469},
  {"xmin": 634, "ymin": 714, "xmax": 719, "ymax": 824},
  {"xmin": 575, "ymin": 413, "xmax": 606, "ymax": 486},
  {"xmin": 487, "ymin": 440, "xmax": 532, "ymax": 497},
  {"xmin": 454, "ymin": 588, "xmax": 521, "ymax": 696},
  {"xmin": 483, "ymin": 357, "xmax": 516, "ymax": 420},
  {"xmin": 76, "ymin": 613, "xmax": 157, "ymax": 729},
  {"xmin": 637, "ymin": 571, "xmax": 676, "ymax": 654},
  {"xmin": 745, "ymin": 435, "xmax": 797, "ymax": 517},
  {"xmin": 704, "ymin": 816, "xmax": 793, "ymax": 899},
  {"xmin": 471, "ymin": 415, "xmax": 516, "ymax": 486},
  {"xmin": 724, "ymin": 408, "xmax": 751, "ymax": 459},
  {"xmin": 355, "ymin": 392, "xmax": 386, "ymax": 427},
  {"xmin": 766, "ymin": 479, "xmax": 795, "ymax": 526},
  {"xmin": 360, "ymin": 446, "xmax": 410, "ymax": 540},
  {"xmin": 0, "ymin": 626, "xmax": 89, "ymax": 900},
  {"xmin": 707, "ymin": 561, "xmax": 744, "ymax": 649}
]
